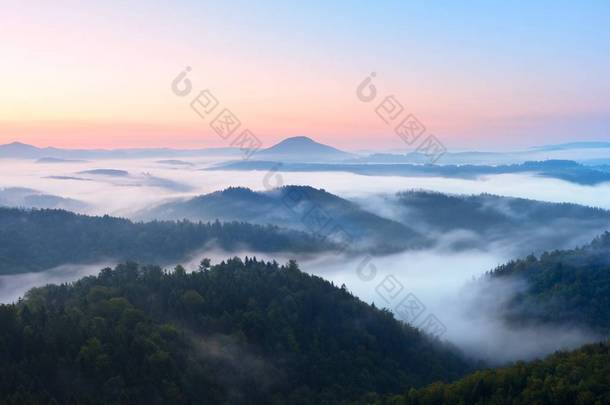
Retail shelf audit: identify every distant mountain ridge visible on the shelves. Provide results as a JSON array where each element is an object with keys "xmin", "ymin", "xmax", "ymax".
[
  {"xmin": 5, "ymin": 182, "xmax": 606, "ymax": 257},
  {"xmin": 0, "ymin": 137, "xmax": 351, "ymax": 161},
  {"xmin": 0, "ymin": 187, "xmax": 87, "ymax": 212},
  {"xmin": 4, "ymin": 138, "xmax": 610, "ymax": 164},
  {"xmin": 139, "ymin": 186, "xmax": 610, "ymax": 255},
  {"xmin": 385, "ymin": 190, "xmax": 610, "ymax": 255},
  {"xmin": 533, "ymin": 141, "xmax": 610, "ymax": 151},
  {"xmin": 209, "ymin": 159, "xmax": 610, "ymax": 185},
  {"xmin": 0, "ymin": 141, "xmax": 243, "ymax": 160}
]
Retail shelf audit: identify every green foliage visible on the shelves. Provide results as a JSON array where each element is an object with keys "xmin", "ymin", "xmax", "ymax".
[
  {"xmin": 144, "ymin": 185, "xmax": 426, "ymax": 252},
  {"xmin": 363, "ymin": 341, "xmax": 610, "ymax": 405},
  {"xmin": 0, "ymin": 207, "xmax": 332, "ymax": 274},
  {"xmin": 0, "ymin": 259, "xmax": 469, "ymax": 404},
  {"xmin": 487, "ymin": 232, "xmax": 610, "ymax": 334}
]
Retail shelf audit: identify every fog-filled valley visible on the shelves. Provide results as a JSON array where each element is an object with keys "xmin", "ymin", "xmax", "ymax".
[
  {"xmin": 4, "ymin": 2, "xmax": 610, "ymax": 402},
  {"xmin": 2, "ymin": 143, "xmax": 609, "ymax": 372}
]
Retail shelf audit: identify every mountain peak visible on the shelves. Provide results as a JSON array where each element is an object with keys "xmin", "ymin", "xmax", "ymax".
[
  {"xmin": 276, "ymin": 136, "xmax": 318, "ymax": 145},
  {"xmin": 2, "ymin": 141, "xmax": 37, "ymax": 148},
  {"xmin": 0, "ymin": 141, "xmax": 44, "ymax": 158},
  {"xmin": 260, "ymin": 136, "xmax": 351, "ymax": 161}
]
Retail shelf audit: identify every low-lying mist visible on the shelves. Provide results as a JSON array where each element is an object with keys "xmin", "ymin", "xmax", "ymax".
[
  {"xmin": 0, "ymin": 262, "xmax": 113, "ymax": 304},
  {"xmin": 166, "ymin": 240, "xmax": 605, "ymax": 364},
  {"xmin": 1, "ymin": 156, "xmax": 607, "ymax": 364},
  {"xmin": 3, "ymin": 158, "xmax": 610, "ymax": 219},
  {"xmin": 0, "ymin": 242, "xmax": 601, "ymax": 365},
  {"xmin": 296, "ymin": 247, "xmax": 600, "ymax": 364}
]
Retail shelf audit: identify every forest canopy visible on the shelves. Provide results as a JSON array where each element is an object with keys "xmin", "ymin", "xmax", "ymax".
[
  {"xmin": 0, "ymin": 258, "xmax": 470, "ymax": 404},
  {"xmin": 0, "ymin": 207, "xmax": 334, "ymax": 274}
]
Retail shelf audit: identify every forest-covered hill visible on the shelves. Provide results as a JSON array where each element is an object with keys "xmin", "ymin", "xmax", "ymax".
[
  {"xmin": 0, "ymin": 259, "xmax": 470, "ymax": 404},
  {"xmin": 360, "ymin": 340, "xmax": 610, "ymax": 405},
  {"xmin": 139, "ymin": 186, "xmax": 425, "ymax": 252},
  {"xmin": 140, "ymin": 186, "xmax": 610, "ymax": 256},
  {"xmin": 0, "ymin": 207, "xmax": 334, "ymax": 274},
  {"xmin": 486, "ymin": 232, "xmax": 610, "ymax": 335}
]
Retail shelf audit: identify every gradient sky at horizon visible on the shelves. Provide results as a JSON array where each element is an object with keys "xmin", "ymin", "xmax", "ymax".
[{"xmin": 1, "ymin": 0, "xmax": 609, "ymax": 151}]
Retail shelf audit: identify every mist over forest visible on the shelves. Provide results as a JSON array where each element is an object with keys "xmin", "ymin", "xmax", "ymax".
[
  {"xmin": 2, "ymin": 143, "xmax": 609, "ymax": 370},
  {"xmin": 2, "ymin": 2, "xmax": 610, "ymax": 400}
]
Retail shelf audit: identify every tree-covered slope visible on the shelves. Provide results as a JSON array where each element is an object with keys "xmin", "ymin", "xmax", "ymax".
[
  {"xmin": 0, "ymin": 207, "xmax": 333, "ymax": 275},
  {"xmin": 394, "ymin": 191, "xmax": 610, "ymax": 234},
  {"xmin": 140, "ymin": 186, "xmax": 425, "ymax": 252},
  {"xmin": 486, "ymin": 232, "xmax": 610, "ymax": 335},
  {"xmin": 0, "ymin": 259, "xmax": 470, "ymax": 404},
  {"xmin": 361, "ymin": 341, "xmax": 610, "ymax": 405},
  {"xmin": 390, "ymin": 191, "xmax": 610, "ymax": 254}
]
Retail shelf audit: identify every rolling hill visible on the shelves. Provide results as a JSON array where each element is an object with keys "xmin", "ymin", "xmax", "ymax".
[
  {"xmin": 141, "ymin": 187, "xmax": 610, "ymax": 256},
  {"xmin": 139, "ymin": 186, "xmax": 426, "ymax": 252},
  {"xmin": 384, "ymin": 190, "xmax": 610, "ymax": 254},
  {"xmin": 0, "ymin": 187, "xmax": 88, "ymax": 212},
  {"xmin": 0, "ymin": 259, "xmax": 471, "ymax": 404},
  {"xmin": 0, "ymin": 207, "xmax": 335, "ymax": 275}
]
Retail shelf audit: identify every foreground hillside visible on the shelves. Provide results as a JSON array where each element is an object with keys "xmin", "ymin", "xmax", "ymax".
[
  {"xmin": 0, "ymin": 208, "xmax": 333, "ymax": 274},
  {"xmin": 0, "ymin": 259, "xmax": 470, "ymax": 404},
  {"xmin": 361, "ymin": 341, "xmax": 610, "ymax": 405}
]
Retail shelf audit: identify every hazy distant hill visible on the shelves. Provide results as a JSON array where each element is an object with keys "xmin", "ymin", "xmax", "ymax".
[
  {"xmin": 4, "ymin": 139, "xmax": 610, "ymax": 165},
  {"xmin": 385, "ymin": 190, "xmax": 610, "ymax": 254},
  {"xmin": 0, "ymin": 141, "xmax": 243, "ymax": 160},
  {"xmin": 533, "ymin": 141, "xmax": 610, "ymax": 151},
  {"xmin": 0, "ymin": 137, "xmax": 350, "ymax": 161},
  {"xmin": 209, "ymin": 160, "xmax": 610, "ymax": 185},
  {"xmin": 351, "ymin": 142, "xmax": 610, "ymax": 165},
  {"xmin": 0, "ymin": 187, "xmax": 87, "ymax": 212},
  {"xmin": 36, "ymin": 157, "xmax": 87, "ymax": 163},
  {"xmin": 141, "ymin": 187, "xmax": 610, "ymax": 255},
  {"xmin": 61, "ymin": 169, "xmax": 194, "ymax": 192},
  {"xmin": 156, "ymin": 159, "xmax": 194, "ymax": 166},
  {"xmin": 256, "ymin": 136, "xmax": 353, "ymax": 162},
  {"xmin": 139, "ymin": 186, "xmax": 425, "ymax": 252},
  {"xmin": 79, "ymin": 169, "xmax": 130, "ymax": 177}
]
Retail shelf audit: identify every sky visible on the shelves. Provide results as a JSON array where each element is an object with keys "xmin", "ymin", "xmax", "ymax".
[{"xmin": 1, "ymin": 0, "xmax": 609, "ymax": 151}]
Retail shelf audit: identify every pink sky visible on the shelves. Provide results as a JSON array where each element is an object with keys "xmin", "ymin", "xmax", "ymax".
[{"xmin": 1, "ymin": 1, "xmax": 608, "ymax": 151}]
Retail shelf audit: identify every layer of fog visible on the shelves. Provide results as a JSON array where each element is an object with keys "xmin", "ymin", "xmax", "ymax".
[
  {"xmin": 3, "ymin": 158, "xmax": 610, "ymax": 220},
  {"xmin": 366, "ymin": 146, "xmax": 610, "ymax": 165},
  {"xmin": 353, "ymin": 194, "xmax": 610, "ymax": 257},
  {"xmin": 0, "ymin": 157, "xmax": 607, "ymax": 364},
  {"xmin": 177, "ymin": 242, "xmax": 601, "ymax": 364},
  {"xmin": 296, "ymin": 248, "xmax": 600, "ymax": 364},
  {"xmin": 0, "ymin": 241, "xmax": 602, "ymax": 364},
  {"xmin": 0, "ymin": 262, "xmax": 113, "ymax": 304}
]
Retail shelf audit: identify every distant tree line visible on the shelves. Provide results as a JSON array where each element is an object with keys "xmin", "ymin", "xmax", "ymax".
[{"xmin": 0, "ymin": 207, "xmax": 333, "ymax": 274}]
